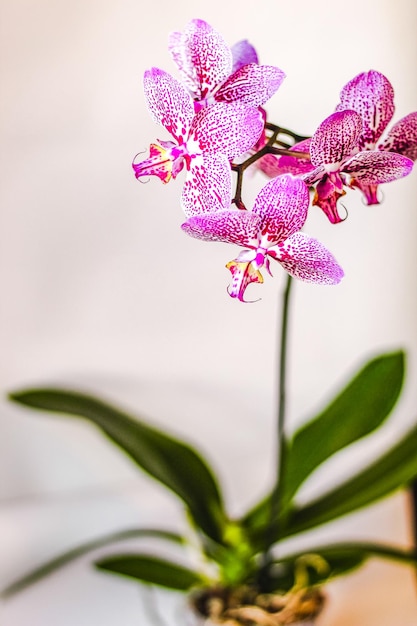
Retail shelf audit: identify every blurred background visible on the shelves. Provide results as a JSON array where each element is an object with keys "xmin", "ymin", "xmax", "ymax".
[{"xmin": 1, "ymin": 0, "xmax": 416, "ymax": 624}]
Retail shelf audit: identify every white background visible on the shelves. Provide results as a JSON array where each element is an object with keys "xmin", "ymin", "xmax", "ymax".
[{"xmin": 1, "ymin": 0, "xmax": 417, "ymax": 624}]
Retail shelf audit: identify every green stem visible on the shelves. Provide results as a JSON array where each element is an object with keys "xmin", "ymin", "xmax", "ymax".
[
  {"xmin": 276, "ymin": 273, "xmax": 293, "ymax": 500},
  {"xmin": 258, "ymin": 274, "xmax": 293, "ymax": 583}
]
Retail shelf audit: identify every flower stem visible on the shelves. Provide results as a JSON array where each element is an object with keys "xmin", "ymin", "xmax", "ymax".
[{"xmin": 259, "ymin": 274, "xmax": 293, "ymax": 584}]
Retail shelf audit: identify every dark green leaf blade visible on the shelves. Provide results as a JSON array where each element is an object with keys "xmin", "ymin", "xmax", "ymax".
[
  {"xmin": 241, "ymin": 352, "xmax": 405, "ymax": 537},
  {"xmin": 284, "ymin": 421, "xmax": 417, "ymax": 538},
  {"xmin": 9, "ymin": 388, "xmax": 227, "ymax": 543},
  {"xmin": 1, "ymin": 528, "xmax": 185, "ymax": 598},
  {"xmin": 245, "ymin": 421, "xmax": 417, "ymax": 548},
  {"xmin": 95, "ymin": 554, "xmax": 204, "ymax": 591},
  {"xmin": 284, "ymin": 351, "xmax": 405, "ymax": 504}
]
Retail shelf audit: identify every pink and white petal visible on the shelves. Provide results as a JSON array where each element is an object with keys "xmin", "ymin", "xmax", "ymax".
[
  {"xmin": 343, "ymin": 150, "xmax": 413, "ymax": 184},
  {"xmin": 231, "ymin": 40, "xmax": 259, "ymax": 72},
  {"xmin": 303, "ymin": 164, "xmax": 326, "ymax": 186},
  {"xmin": 215, "ymin": 64, "xmax": 286, "ymax": 107},
  {"xmin": 378, "ymin": 112, "xmax": 417, "ymax": 160},
  {"xmin": 181, "ymin": 210, "xmax": 260, "ymax": 245},
  {"xmin": 226, "ymin": 259, "xmax": 263, "ymax": 302},
  {"xmin": 168, "ymin": 29, "xmax": 199, "ymax": 98},
  {"xmin": 337, "ymin": 70, "xmax": 395, "ymax": 150},
  {"xmin": 181, "ymin": 153, "xmax": 232, "ymax": 216},
  {"xmin": 310, "ymin": 110, "xmax": 362, "ymax": 167},
  {"xmin": 181, "ymin": 19, "xmax": 232, "ymax": 101},
  {"xmin": 257, "ymin": 139, "xmax": 313, "ymax": 178},
  {"xmin": 270, "ymin": 232, "xmax": 344, "ymax": 285},
  {"xmin": 144, "ymin": 68, "xmax": 194, "ymax": 142},
  {"xmin": 191, "ymin": 102, "xmax": 263, "ymax": 159},
  {"xmin": 252, "ymin": 174, "xmax": 310, "ymax": 242}
]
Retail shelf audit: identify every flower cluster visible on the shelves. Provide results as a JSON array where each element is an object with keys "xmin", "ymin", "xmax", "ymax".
[{"xmin": 133, "ymin": 19, "xmax": 415, "ymax": 300}]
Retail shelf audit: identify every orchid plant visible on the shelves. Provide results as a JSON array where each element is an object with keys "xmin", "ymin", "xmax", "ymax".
[{"xmin": 3, "ymin": 18, "xmax": 417, "ymax": 626}]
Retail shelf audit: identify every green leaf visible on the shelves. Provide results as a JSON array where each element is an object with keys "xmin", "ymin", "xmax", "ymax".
[
  {"xmin": 95, "ymin": 554, "xmax": 205, "ymax": 591},
  {"xmin": 267, "ymin": 542, "xmax": 417, "ymax": 592},
  {"xmin": 1, "ymin": 528, "xmax": 185, "ymax": 598},
  {"xmin": 246, "ymin": 421, "xmax": 417, "ymax": 548},
  {"xmin": 284, "ymin": 421, "xmax": 417, "ymax": 537},
  {"xmin": 283, "ymin": 351, "xmax": 405, "ymax": 503},
  {"xmin": 9, "ymin": 388, "xmax": 227, "ymax": 543},
  {"xmin": 241, "ymin": 352, "xmax": 405, "ymax": 538}
]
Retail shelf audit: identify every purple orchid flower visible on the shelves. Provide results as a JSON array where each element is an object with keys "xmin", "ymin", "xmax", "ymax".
[
  {"xmin": 168, "ymin": 19, "xmax": 285, "ymax": 112},
  {"xmin": 181, "ymin": 175, "xmax": 344, "ymax": 302},
  {"xmin": 132, "ymin": 68, "xmax": 264, "ymax": 216},
  {"xmin": 303, "ymin": 109, "xmax": 413, "ymax": 223},
  {"xmin": 336, "ymin": 70, "xmax": 417, "ymax": 204}
]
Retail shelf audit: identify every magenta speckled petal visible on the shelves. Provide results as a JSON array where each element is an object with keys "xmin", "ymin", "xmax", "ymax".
[
  {"xmin": 181, "ymin": 210, "xmax": 260, "ymax": 244},
  {"xmin": 272, "ymin": 232, "xmax": 344, "ymax": 284},
  {"xmin": 337, "ymin": 70, "xmax": 395, "ymax": 150},
  {"xmin": 215, "ymin": 64, "xmax": 286, "ymax": 107},
  {"xmin": 231, "ymin": 40, "xmax": 259, "ymax": 72},
  {"xmin": 252, "ymin": 175, "xmax": 310, "ymax": 242},
  {"xmin": 303, "ymin": 164, "xmax": 326, "ymax": 186},
  {"xmin": 310, "ymin": 110, "xmax": 362, "ymax": 167},
  {"xmin": 181, "ymin": 153, "xmax": 232, "ymax": 216},
  {"xmin": 379, "ymin": 111, "xmax": 417, "ymax": 160},
  {"xmin": 143, "ymin": 68, "xmax": 194, "ymax": 142},
  {"xmin": 190, "ymin": 102, "xmax": 263, "ymax": 159},
  {"xmin": 169, "ymin": 19, "xmax": 232, "ymax": 101},
  {"xmin": 343, "ymin": 150, "xmax": 413, "ymax": 184}
]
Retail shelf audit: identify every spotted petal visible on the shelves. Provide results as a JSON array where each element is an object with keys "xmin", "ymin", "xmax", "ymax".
[
  {"xmin": 181, "ymin": 153, "xmax": 232, "ymax": 216},
  {"xmin": 337, "ymin": 70, "xmax": 395, "ymax": 150},
  {"xmin": 379, "ymin": 111, "xmax": 417, "ymax": 160},
  {"xmin": 190, "ymin": 102, "xmax": 263, "ymax": 159},
  {"xmin": 257, "ymin": 138, "xmax": 314, "ymax": 178},
  {"xmin": 343, "ymin": 151, "xmax": 413, "ymax": 184},
  {"xmin": 231, "ymin": 40, "xmax": 259, "ymax": 72},
  {"xmin": 168, "ymin": 19, "xmax": 232, "ymax": 101},
  {"xmin": 271, "ymin": 232, "xmax": 344, "ymax": 284},
  {"xmin": 252, "ymin": 175, "xmax": 310, "ymax": 243},
  {"xmin": 310, "ymin": 110, "xmax": 362, "ymax": 167},
  {"xmin": 181, "ymin": 210, "xmax": 260, "ymax": 244},
  {"xmin": 143, "ymin": 68, "xmax": 194, "ymax": 142},
  {"xmin": 215, "ymin": 64, "xmax": 286, "ymax": 107}
]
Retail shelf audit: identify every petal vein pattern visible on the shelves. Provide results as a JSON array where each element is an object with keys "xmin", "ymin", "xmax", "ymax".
[
  {"xmin": 190, "ymin": 103, "xmax": 264, "ymax": 159},
  {"xmin": 168, "ymin": 19, "xmax": 232, "ymax": 101},
  {"xmin": 144, "ymin": 68, "xmax": 194, "ymax": 142},
  {"xmin": 169, "ymin": 19, "xmax": 285, "ymax": 110},
  {"xmin": 181, "ymin": 153, "xmax": 232, "ymax": 216},
  {"xmin": 337, "ymin": 70, "xmax": 395, "ymax": 150}
]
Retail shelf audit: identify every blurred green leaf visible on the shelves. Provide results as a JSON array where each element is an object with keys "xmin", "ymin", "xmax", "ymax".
[
  {"xmin": 284, "ymin": 421, "xmax": 417, "ymax": 537},
  {"xmin": 1, "ymin": 528, "xmax": 185, "ymax": 598},
  {"xmin": 266, "ymin": 542, "xmax": 417, "ymax": 592},
  {"xmin": 242, "ymin": 352, "xmax": 405, "ymax": 539},
  {"xmin": 283, "ymin": 351, "xmax": 405, "ymax": 503},
  {"xmin": 9, "ymin": 388, "xmax": 227, "ymax": 543},
  {"xmin": 95, "ymin": 554, "xmax": 205, "ymax": 591}
]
